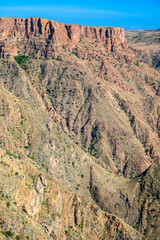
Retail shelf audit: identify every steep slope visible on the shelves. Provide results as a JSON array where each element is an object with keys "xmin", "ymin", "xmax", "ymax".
[
  {"xmin": 0, "ymin": 83, "xmax": 159, "ymax": 239},
  {"xmin": 0, "ymin": 17, "xmax": 160, "ymax": 239},
  {"xmin": 0, "ymin": 18, "xmax": 160, "ymax": 177},
  {"xmin": 0, "ymin": 80, "xmax": 143, "ymax": 240}
]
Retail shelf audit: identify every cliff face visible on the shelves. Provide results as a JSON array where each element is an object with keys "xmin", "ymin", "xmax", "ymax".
[{"xmin": 0, "ymin": 17, "xmax": 127, "ymax": 58}]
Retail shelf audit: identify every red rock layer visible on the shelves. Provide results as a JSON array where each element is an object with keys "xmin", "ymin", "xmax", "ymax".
[{"xmin": 0, "ymin": 17, "xmax": 128, "ymax": 58}]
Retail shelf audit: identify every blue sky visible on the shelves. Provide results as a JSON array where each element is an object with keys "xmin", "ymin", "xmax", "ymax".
[{"xmin": 0, "ymin": 0, "xmax": 160, "ymax": 29}]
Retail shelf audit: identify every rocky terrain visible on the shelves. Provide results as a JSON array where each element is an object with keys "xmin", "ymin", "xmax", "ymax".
[
  {"xmin": 0, "ymin": 17, "xmax": 159, "ymax": 239},
  {"xmin": 125, "ymin": 29, "xmax": 160, "ymax": 72}
]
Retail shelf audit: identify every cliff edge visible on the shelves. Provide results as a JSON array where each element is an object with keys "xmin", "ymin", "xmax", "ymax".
[{"xmin": 0, "ymin": 17, "xmax": 128, "ymax": 58}]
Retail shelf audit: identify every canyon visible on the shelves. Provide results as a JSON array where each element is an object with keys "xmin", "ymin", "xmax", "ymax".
[{"xmin": 0, "ymin": 17, "xmax": 159, "ymax": 240}]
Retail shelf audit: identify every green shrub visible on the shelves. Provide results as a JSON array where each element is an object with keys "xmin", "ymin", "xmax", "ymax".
[
  {"xmin": 65, "ymin": 230, "xmax": 69, "ymax": 235},
  {"xmin": 132, "ymin": 225, "xmax": 137, "ymax": 229},
  {"xmin": 56, "ymin": 56, "xmax": 61, "ymax": 61},
  {"xmin": 14, "ymin": 55, "xmax": 29, "ymax": 70},
  {"xmin": 134, "ymin": 60, "xmax": 140, "ymax": 67},
  {"xmin": 6, "ymin": 150, "xmax": 13, "ymax": 156},
  {"xmin": 46, "ymin": 89, "xmax": 51, "ymax": 94},
  {"xmin": 7, "ymin": 201, "xmax": 11, "ymax": 208},
  {"xmin": 27, "ymin": 154, "xmax": 35, "ymax": 160},
  {"xmin": 68, "ymin": 135, "xmax": 74, "ymax": 140},
  {"xmin": 6, "ymin": 150, "xmax": 20, "ymax": 159},
  {"xmin": 1, "ymin": 230, "xmax": 13, "ymax": 237},
  {"xmin": 20, "ymin": 120, "xmax": 24, "ymax": 126},
  {"xmin": 72, "ymin": 51, "xmax": 79, "ymax": 58},
  {"xmin": 24, "ymin": 145, "xmax": 30, "ymax": 150}
]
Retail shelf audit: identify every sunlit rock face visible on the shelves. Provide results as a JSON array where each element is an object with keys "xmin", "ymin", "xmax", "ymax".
[{"xmin": 0, "ymin": 17, "xmax": 127, "ymax": 58}]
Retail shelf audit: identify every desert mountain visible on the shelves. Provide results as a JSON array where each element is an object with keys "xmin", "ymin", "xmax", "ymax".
[
  {"xmin": 0, "ymin": 17, "xmax": 159, "ymax": 240},
  {"xmin": 125, "ymin": 29, "xmax": 160, "ymax": 72}
]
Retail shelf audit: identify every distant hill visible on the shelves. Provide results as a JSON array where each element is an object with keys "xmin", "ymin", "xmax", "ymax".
[{"xmin": 125, "ymin": 29, "xmax": 160, "ymax": 72}]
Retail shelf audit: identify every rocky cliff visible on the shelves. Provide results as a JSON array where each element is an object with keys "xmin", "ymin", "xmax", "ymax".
[{"xmin": 0, "ymin": 17, "xmax": 127, "ymax": 58}]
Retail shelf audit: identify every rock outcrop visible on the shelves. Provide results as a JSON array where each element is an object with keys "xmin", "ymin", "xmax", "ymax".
[{"xmin": 0, "ymin": 17, "xmax": 127, "ymax": 58}]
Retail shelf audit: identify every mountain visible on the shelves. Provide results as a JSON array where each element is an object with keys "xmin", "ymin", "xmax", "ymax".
[
  {"xmin": 125, "ymin": 29, "xmax": 160, "ymax": 72},
  {"xmin": 0, "ymin": 17, "xmax": 159, "ymax": 240}
]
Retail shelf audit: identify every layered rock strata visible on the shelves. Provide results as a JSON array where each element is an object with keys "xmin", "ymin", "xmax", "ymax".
[{"xmin": 0, "ymin": 17, "xmax": 127, "ymax": 58}]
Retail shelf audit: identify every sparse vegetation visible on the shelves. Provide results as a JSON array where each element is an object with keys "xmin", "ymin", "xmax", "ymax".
[
  {"xmin": 68, "ymin": 135, "xmax": 74, "ymax": 140},
  {"xmin": 0, "ymin": 19, "xmax": 159, "ymax": 240},
  {"xmin": 20, "ymin": 120, "xmax": 24, "ymax": 126},
  {"xmin": 14, "ymin": 55, "xmax": 29, "ymax": 70},
  {"xmin": 56, "ymin": 56, "xmax": 61, "ymax": 61},
  {"xmin": 134, "ymin": 60, "xmax": 140, "ymax": 67},
  {"xmin": 7, "ymin": 201, "xmax": 11, "ymax": 208},
  {"xmin": 1, "ymin": 230, "xmax": 13, "ymax": 237},
  {"xmin": 24, "ymin": 145, "xmax": 30, "ymax": 150},
  {"xmin": 6, "ymin": 150, "xmax": 20, "ymax": 160},
  {"xmin": 72, "ymin": 51, "xmax": 80, "ymax": 58}
]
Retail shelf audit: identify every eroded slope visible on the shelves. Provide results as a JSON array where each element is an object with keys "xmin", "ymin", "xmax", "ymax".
[{"xmin": 0, "ymin": 17, "xmax": 159, "ymax": 239}]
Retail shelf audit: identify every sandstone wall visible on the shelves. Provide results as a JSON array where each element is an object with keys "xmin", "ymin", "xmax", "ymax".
[{"xmin": 0, "ymin": 17, "xmax": 128, "ymax": 58}]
